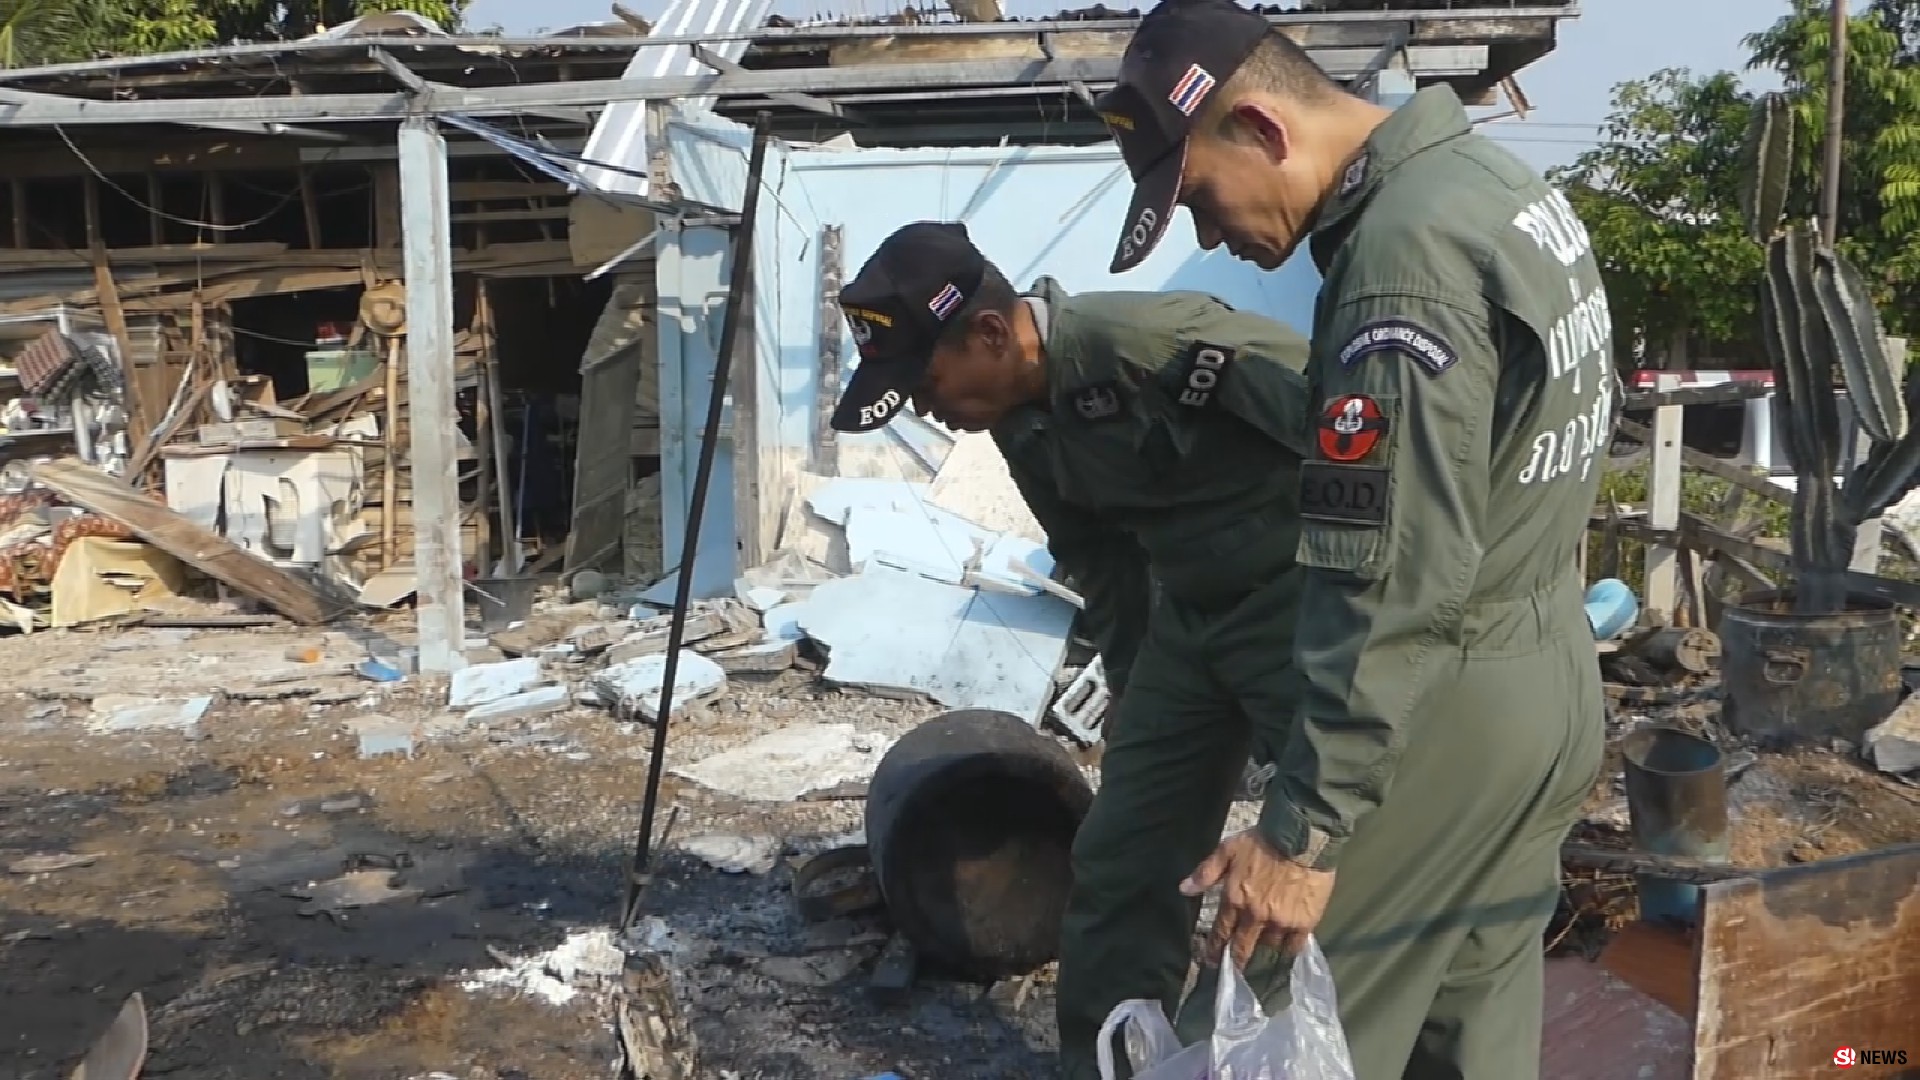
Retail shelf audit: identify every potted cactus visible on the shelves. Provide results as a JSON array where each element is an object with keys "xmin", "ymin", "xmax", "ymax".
[
  {"xmin": 1718, "ymin": 91, "xmax": 1915, "ymax": 745},
  {"xmin": 1741, "ymin": 91, "xmax": 1916, "ymax": 612}
]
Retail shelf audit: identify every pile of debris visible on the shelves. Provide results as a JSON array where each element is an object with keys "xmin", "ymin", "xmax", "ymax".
[{"xmin": 475, "ymin": 469, "xmax": 1088, "ymax": 737}]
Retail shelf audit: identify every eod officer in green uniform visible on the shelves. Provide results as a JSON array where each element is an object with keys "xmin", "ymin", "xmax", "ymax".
[
  {"xmin": 1091, "ymin": 2, "xmax": 1613, "ymax": 1078},
  {"xmin": 826, "ymin": 220, "xmax": 1321, "ymax": 1077}
]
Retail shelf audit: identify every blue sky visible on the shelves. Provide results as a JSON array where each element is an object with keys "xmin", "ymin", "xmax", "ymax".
[{"xmin": 464, "ymin": 0, "xmax": 1792, "ymax": 172}]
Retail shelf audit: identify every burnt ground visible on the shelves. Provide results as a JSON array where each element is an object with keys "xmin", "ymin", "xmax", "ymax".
[
  {"xmin": 0, "ymin": 617, "xmax": 1060, "ymax": 1080},
  {"xmin": 5, "ymin": 616, "xmax": 1919, "ymax": 1080}
]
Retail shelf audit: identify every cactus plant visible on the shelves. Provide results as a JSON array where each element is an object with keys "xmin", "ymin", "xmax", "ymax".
[{"xmin": 1743, "ymin": 91, "xmax": 1916, "ymax": 613}]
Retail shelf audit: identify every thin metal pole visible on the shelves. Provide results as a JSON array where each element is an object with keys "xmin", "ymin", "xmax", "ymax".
[
  {"xmin": 620, "ymin": 113, "xmax": 774, "ymax": 930},
  {"xmin": 1821, "ymin": 0, "xmax": 1849, "ymax": 247}
]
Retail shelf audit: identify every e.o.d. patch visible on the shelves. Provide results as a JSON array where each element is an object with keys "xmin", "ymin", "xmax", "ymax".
[
  {"xmin": 1338, "ymin": 319, "xmax": 1458, "ymax": 376},
  {"xmin": 1317, "ymin": 394, "xmax": 1388, "ymax": 463},
  {"xmin": 1174, "ymin": 342, "xmax": 1236, "ymax": 408},
  {"xmin": 1300, "ymin": 461, "xmax": 1388, "ymax": 526},
  {"xmin": 1070, "ymin": 383, "xmax": 1122, "ymax": 422}
]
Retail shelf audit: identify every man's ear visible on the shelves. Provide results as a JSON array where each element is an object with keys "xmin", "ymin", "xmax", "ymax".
[
  {"xmin": 975, "ymin": 307, "xmax": 1013, "ymax": 356},
  {"xmin": 1227, "ymin": 99, "xmax": 1291, "ymax": 162}
]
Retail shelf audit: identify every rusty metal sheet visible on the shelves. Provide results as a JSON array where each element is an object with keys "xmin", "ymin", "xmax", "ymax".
[{"xmin": 1694, "ymin": 842, "xmax": 1920, "ymax": 1079}]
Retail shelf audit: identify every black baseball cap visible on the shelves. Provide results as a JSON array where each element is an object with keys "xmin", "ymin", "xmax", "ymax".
[
  {"xmin": 1096, "ymin": 0, "xmax": 1273, "ymax": 274},
  {"xmin": 830, "ymin": 221, "xmax": 986, "ymax": 433}
]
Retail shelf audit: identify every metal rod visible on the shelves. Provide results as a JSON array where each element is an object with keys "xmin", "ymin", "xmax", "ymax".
[
  {"xmin": 0, "ymin": 46, "xmax": 1492, "ymax": 127},
  {"xmin": 621, "ymin": 112, "xmax": 774, "ymax": 931},
  {"xmin": 1821, "ymin": 0, "xmax": 1849, "ymax": 247},
  {"xmin": 0, "ymin": 7, "xmax": 1583, "ymax": 83}
]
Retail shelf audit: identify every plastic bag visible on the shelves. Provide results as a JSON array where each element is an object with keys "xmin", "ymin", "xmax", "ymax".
[{"xmin": 1096, "ymin": 936, "xmax": 1357, "ymax": 1080}]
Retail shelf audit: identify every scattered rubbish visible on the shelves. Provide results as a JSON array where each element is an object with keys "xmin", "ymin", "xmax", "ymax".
[
  {"xmin": 1584, "ymin": 577, "xmax": 1639, "ymax": 640},
  {"xmin": 1866, "ymin": 696, "xmax": 1920, "ymax": 775},
  {"xmin": 681, "ymin": 833, "xmax": 779, "ymax": 874},
  {"xmin": 346, "ymin": 715, "xmax": 416, "ymax": 759},
  {"xmin": 798, "ymin": 566, "xmax": 1073, "ymax": 720},
  {"xmin": 66, "ymin": 991, "xmax": 147, "ymax": 1080},
  {"xmin": 464, "ymin": 684, "xmax": 571, "ymax": 723},
  {"xmin": 673, "ymin": 723, "xmax": 896, "ymax": 802},
  {"xmin": 459, "ymin": 928, "xmax": 626, "ymax": 1006},
  {"xmin": 7, "ymin": 852, "xmax": 101, "ymax": 874},
  {"xmin": 590, "ymin": 650, "xmax": 727, "ymax": 720},
  {"xmin": 355, "ymin": 658, "xmax": 406, "ymax": 683},
  {"xmin": 287, "ymin": 867, "xmax": 422, "ymax": 917},
  {"xmin": 570, "ymin": 569, "xmax": 609, "ymax": 600},
  {"xmin": 86, "ymin": 694, "xmax": 211, "ymax": 734},
  {"xmin": 449, "ymin": 656, "xmax": 544, "ymax": 708},
  {"xmin": 1050, "ymin": 654, "xmax": 1110, "ymax": 743}
]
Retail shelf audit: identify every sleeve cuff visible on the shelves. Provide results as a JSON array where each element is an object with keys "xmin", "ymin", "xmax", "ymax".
[{"xmin": 1258, "ymin": 787, "xmax": 1347, "ymax": 871}]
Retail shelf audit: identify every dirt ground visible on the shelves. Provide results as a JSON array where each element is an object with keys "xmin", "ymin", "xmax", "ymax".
[
  {"xmin": 6, "ymin": 612, "xmax": 1919, "ymax": 1080},
  {"xmin": 0, "ymin": 616, "xmax": 1059, "ymax": 1080}
]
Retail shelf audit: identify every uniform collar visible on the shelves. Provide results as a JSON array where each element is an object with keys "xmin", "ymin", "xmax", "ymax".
[
  {"xmin": 1022, "ymin": 276, "xmax": 1083, "ymax": 404},
  {"xmin": 1309, "ymin": 86, "xmax": 1473, "ymax": 272}
]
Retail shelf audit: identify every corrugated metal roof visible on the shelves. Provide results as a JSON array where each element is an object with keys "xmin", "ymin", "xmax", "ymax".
[{"xmin": 577, "ymin": 0, "xmax": 777, "ymax": 197}]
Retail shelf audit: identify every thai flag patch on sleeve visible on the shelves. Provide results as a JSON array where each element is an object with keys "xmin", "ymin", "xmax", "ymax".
[
  {"xmin": 1168, "ymin": 64, "xmax": 1216, "ymax": 116},
  {"xmin": 929, "ymin": 282, "xmax": 964, "ymax": 319}
]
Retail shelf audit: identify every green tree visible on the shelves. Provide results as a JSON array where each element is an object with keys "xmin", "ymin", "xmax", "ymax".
[
  {"xmin": 1548, "ymin": 70, "xmax": 1765, "ymax": 364},
  {"xmin": 0, "ymin": 0, "xmax": 469, "ymax": 68},
  {"xmin": 1553, "ymin": 1, "xmax": 1920, "ymax": 361},
  {"xmin": 1745, "ymin": 0, "xmax": 1920, "ymax": 332}
]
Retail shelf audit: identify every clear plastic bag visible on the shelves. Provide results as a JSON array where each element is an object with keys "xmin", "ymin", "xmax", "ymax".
[{"xmin": 1095, "ymin": 936, "xmax": 1357, "ymax": 1080}]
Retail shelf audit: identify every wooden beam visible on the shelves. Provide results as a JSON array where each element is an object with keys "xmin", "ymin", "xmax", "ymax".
[
  {"xmin": 449, "ymin": 180, "xmax": 570, "ymax": 200},
  {"xmin": 1611, "ymin": 513, "xmax": 1920, "ymax": 610},
  {"xmin": 449, "ymin": 207, "xmax": 571, "ymax": 224},
  {"xmin": 1694, "ymin": 843, "xmax": 1920, "ymax": 1079},
  {"xmin": 1615, "ymin": 417, "xmax": 1790, "ymax": 506},
  {"xmin": 28, "ymin": 459, "xmax": 346, "ymax": 624}
]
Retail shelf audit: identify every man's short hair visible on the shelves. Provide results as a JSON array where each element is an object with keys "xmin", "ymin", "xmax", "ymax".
[
  {"xmin": 1201, "ymin": 32, "xmax": 1345, "ymax": 134},
  {"xmin": 934, "ymin": 260, "xmax": 1018, "ymax": 349}
]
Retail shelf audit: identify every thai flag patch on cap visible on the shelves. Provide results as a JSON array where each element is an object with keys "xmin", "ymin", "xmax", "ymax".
[
  {"xmin": 929, "ymin": 282, "xmax": 964, "ymax": 319},
  {"xmin": 1168, "ymin": 64, "xmax": 1216, "ymax": 117}
]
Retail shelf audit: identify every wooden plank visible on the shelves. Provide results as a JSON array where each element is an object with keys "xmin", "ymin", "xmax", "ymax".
[
  {"xmin": 28, "ymin": 459, "xmax": 344, "ymax": 625},
  {"xmin": 1644, "ymin": 374, "xmax": 1683, "ymax": 621},
  {"xmin": 1679, "ymin": 515, "xmax": 1920, "ymax": 610},
  {"xmin": 1694, "ymin": 843, "xmax": 1920, "ymax": 1079},
  {"xmin": 0, "ymin": 243, "xmax": 575, "ymax": 313},
  {"xmin": 450, "ymin": 181, "xmax": 570, "ymax": 200},
  {"xmin": 1615, "ymin": 417, "xmax": 1790, "ymax": 506},
  {"xmin": 449, "ymin": 207, "xmax": 570, "ymax": 224},
  {"xmin": 1622, "ymin": 383, "xmax": 1771, "ymax": 409}
]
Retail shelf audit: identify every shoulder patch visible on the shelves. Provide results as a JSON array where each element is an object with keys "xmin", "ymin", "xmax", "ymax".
[
  {"xmin": 1338, "ymin": 319, "xmax": 1458, "ymax": 376},
  {"xmin": 1068, "ymin": 382, "xmax": 1123, "ymax": 422},
  {"xmin": 1300, "ymin": 461, "xmax": 1389, "ymax": 526},
  {"xmin": 1174, "ymin": 342, "xmax": 1236, "ymax": 407},
  {"xmin": 1317, "ymin": 394, "xmax": 1388, "ymax": 463}
]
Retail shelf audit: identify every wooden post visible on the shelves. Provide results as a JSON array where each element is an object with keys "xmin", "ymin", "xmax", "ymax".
[
  {"xmin": 380, "ymin": 335, "xmax": 401, "ymax": 569},
  {"xmin": 398, "ymin": 115, "xmax": 465, "ymax": 674},
  {"xmin": 1644, "ymin": 374, "xmax": 1684, "ymax": 621}
]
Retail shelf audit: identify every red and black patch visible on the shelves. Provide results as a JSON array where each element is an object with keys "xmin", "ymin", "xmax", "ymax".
[{"xmin": 1316, "ymin": 394, "xmax": 1388, "ymax": 463}]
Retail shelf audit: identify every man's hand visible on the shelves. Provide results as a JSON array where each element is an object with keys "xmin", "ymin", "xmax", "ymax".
[{"xmin": 1180, "ymin": 830, "xmax": 1336, "ymax": 967}]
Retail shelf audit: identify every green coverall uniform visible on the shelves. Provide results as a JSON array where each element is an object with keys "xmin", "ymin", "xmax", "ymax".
[
  {"xmin": 989, "ymin": 279, "xmax": 1323, "ymax": 1080},
  {"xmin": 1210, "ymin": 85, "xmax": 1612, "ymax": 1080}
]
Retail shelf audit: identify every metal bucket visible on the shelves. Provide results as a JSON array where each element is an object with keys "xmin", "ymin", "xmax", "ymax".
[
  {"xmin": 1719, "ymin": 589, "xmax": 1902, "ymax": 744},
  {"xmin": 1622, "ymin": 725, "xmax": 1730, "ymax": 925},
  {"xmin": 865, "ymin": 709, "xmax": 1094, "ymax": 982},
  {"xmin": 471, "ymin": 576, "xmax": 538, "ymax": 631}
]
